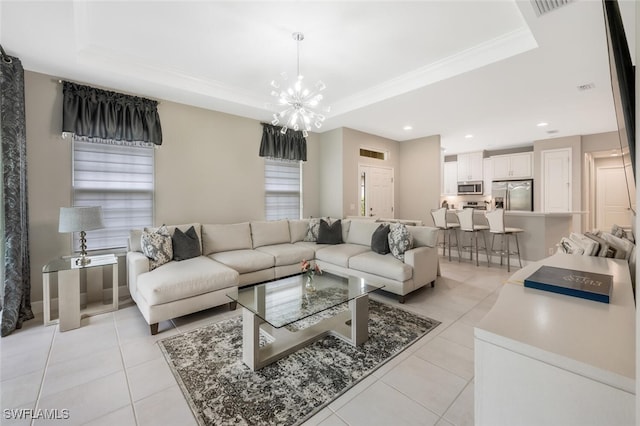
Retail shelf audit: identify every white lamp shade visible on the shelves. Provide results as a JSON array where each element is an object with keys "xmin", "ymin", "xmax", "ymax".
[{"xmin": 59, "ymin": 206, "xmax": 104, "ymax": 233}]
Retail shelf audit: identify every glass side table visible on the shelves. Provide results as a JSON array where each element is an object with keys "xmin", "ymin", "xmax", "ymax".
[{"xmin": 42, "ymin": 254, "xmax": 118, "ymax": 331}]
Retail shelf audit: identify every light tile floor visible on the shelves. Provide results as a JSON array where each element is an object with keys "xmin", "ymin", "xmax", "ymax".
[{"xmin": 0, "ymin": 257, "xmax": 514, "ymax": 426}]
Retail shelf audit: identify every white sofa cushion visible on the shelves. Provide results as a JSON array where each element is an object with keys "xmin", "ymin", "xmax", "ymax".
[
  {"xmin": 136, "ymin": 256, "xmax": 238, "ymax": 306},
  {"xmin": 294, "ymin": 241, "xmax": 329, "ymax": 253},
  {"xmin": 315, "ymin": 244, "xmax": 371, "ymax": 268},
  {"xmin": 251, "ymin": 220, "xmax": 291, "ymax": 248},
  {"xmin": 289, "ymin": 220, "xmax": 310, "ymax": 243},
  {"xmin": 407, "ymin": 226, "xmax": 438, "ymax": 248},
  {"xmin": 256, "ymin": 243, "xmax": 315, "ymax": 267},
  {"xmin": 349, "ymin": 251, "xmax": 413, "ymax": 282},
  {"xmin": 346, "ymin": 220, "xmax": 380, "ymax": 246},
  {"xmin": 202, "ymin": 223, "xmax": 252, "ymax": 255},
  {"xmin": 341, "ymin": 220, "xmax": 351, "ymax": 243},
  {"xmin": 209, "ymin": 249, "xmax": 274, "ymax": 274}
]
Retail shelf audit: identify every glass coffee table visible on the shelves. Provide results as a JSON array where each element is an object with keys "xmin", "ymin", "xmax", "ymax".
[{"xmin": 227, "ymin": 271, "xmax": 383, "ymax": 370}]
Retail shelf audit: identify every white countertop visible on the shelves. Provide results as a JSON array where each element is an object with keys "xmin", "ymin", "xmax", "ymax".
[
  {"xmin": 448, "ymin": 209, "xmax": 580, "ymax": 217},
  {"xmin": 475, "ymin": 253, "xmax": 635, "ymax": 393}
]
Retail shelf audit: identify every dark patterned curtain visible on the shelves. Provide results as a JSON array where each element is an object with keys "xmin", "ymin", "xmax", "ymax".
[
  {"xmin": 62, "ymin": 81, "xmax": 163, "ymax": 145},
  {"xmin": 259, "ymin": 123, "xmax": 307, "ymax": 161},
  {"xmin": 0, "ymin": 45, "xmax": 33, "ymax": 336}
]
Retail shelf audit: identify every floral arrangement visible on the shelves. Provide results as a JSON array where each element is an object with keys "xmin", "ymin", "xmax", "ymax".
[{"xmin": 301, "ymin": 259, "xmax": 321, "ymax": 280}]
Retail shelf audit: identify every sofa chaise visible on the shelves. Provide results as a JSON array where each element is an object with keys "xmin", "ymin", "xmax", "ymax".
[{"xmin": 127, "ymin": 219, "xmax": 439, "ymax": 334}]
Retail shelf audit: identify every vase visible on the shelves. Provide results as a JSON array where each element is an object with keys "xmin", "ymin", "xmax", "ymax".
[{"xmin": 305, "ymin": 275, "xmax": 315, "ymax": 292}]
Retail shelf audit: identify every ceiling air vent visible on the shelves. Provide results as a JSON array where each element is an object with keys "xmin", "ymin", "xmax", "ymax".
[
  {"xmin": 531, "ymin": 0, "xmax": 574, "ymax": 17},
  {"xmin": 577, "ymin": 83, "xmax": 596, "ymax": 91}
]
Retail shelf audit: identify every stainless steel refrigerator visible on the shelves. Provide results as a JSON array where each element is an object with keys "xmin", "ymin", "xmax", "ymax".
[{"xmin": 491, "ymin": 179, "xmax": 533, "ymax": 211}]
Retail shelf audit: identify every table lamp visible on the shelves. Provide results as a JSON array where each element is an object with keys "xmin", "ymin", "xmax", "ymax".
[{"xmin": 59, "ymin": 206, "xmax": 104, "ymax": 266}]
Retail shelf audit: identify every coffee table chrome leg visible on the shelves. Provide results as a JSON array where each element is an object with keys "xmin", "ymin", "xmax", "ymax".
[
  {"xmin": 349, "ymin": 295, "xmax": 369, "ymax": 346},
  {"xmin": 242, "ymin": 308, "xmax": 261, "ymax": 370}
]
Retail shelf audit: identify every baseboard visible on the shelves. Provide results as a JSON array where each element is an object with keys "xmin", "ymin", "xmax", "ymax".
[{"xmin": 439, "ymin": 251, "xmax": 532, "ymax": 268}]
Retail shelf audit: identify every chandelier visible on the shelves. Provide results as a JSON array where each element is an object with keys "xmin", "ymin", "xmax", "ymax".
[{"xmin": 270, "ymin": 32, "xmax": 328, "ymax": 137}]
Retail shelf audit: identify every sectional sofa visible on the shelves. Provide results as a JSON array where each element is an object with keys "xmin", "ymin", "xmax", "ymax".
[{"xmin": 127, "ymin": 219, "xmax": 439, "ymax": 334}]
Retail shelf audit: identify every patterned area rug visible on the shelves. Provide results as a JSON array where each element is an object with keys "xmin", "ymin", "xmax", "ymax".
[{"xmin": 159, "ymin": 299, "xmax": 440, "ymax": 426}]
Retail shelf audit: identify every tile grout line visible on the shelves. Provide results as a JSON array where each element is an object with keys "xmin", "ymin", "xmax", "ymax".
[
  {"xmin": 113, "ymin": 312, "xmax": 141, "ymax": 426},
  {"xmin": 30, "ymin": 324, "xmax": 57, "ymax": 426}
]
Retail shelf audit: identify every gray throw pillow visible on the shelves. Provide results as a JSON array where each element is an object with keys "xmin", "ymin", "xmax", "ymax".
[
  {"xmin": 172, "ymin": 226, "xmax": 201, "ymax": 261},
  {"xmin": 371, "ymin": 224, "xmax": 391, "ymax": 255},
  {"xmin": 317, "ymin": 219, "xmax": 343, "ymax": 245},
  {"xmin": 388, "ymin": 223, "xmax": 413, "ymax": 261},
  {"xmin": 141, "ymin": 225, "xmax": 173, "ymax": 270}
]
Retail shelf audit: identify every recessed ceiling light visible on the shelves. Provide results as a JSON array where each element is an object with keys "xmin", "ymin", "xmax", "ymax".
[
  {"xmin": 465, "ymin": 134, "xmax": 473, "ymax": 139},
  {"xmin": 537, "ymin": 122, "xmax": 548, "ymax": 127},
  {"xmin": 403, "ymin": 125, "xmax": 413, "ymax": 131}
]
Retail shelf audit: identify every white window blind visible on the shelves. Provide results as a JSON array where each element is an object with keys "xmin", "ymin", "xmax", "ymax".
[
  {"xmin": 72, "ymin": 138, "xmax": 154, "ymax": 251},
  {"xmin": 265, "ymin": 158, "xmax": 302, "ymax": 220}
]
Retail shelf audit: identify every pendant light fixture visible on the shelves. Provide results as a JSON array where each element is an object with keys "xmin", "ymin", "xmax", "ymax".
[{"xmin": 270, "ymin": 32, "xmax": 328, "ymax": 137}]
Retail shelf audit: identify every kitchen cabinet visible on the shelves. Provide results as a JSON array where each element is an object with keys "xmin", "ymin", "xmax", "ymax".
[
  {"xmin": 457, "ymin": 152, "xmax": 483, "ymax": 182},
  {"xmin": 492, "ymin": 152, "xmax": 533, "ymax": 179},
  {"xmin": 442, "ymin": 161, "xmax": 458, "ymax": 195}
]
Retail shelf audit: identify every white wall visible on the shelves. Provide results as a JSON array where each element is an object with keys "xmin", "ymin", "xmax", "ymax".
[
  {"xmin": 397, "ymin": 135, "xmax": 442, "ymax": 225},
  {"xmin": 24, "ymin": 70, "xmax": 323, "ymax": 304},
  {"xmin": 318, "ymin": 128, "xmax": 344, "ymax": 218}
]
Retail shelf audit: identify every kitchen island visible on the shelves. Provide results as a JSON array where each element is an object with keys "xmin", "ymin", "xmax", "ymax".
[
  {"xmin": 474, "ymin": 253, "xmax": 635, "ymax": 425},
  {"xmin": 445, "ymin": 210, "xmax": 579, "ymax": 263}
]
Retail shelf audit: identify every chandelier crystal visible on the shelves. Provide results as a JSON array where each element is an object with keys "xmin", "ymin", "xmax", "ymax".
[{"xmin": 270, "ymin": 32, "xmax": 329, "ymax": 137}]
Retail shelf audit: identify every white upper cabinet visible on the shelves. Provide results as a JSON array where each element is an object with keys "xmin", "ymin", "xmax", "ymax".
[
  {"xmin": 491, "ymin": 152, "xmax": 533, "ymax": 179},
  {"xmin": 442, "ymin": 161, "xmax": 458, "ymax": 195},
  {"xmin": 457, "ymin": 152, "xmax": 484, "ymax": 182}
]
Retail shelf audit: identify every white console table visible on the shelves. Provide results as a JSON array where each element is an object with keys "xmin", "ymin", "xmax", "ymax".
[
  {"xmin": 42, "ymin": 254, "xmax": 118, "ymax": 332},
  {"xmin": 475, "ymin": 253, "xmax": 635, "ymax": 426}
]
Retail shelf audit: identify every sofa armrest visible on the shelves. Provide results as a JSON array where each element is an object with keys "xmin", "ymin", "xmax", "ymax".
[
  {"xmin": 127, "ymin": 251, "xmax": 149, "ymax": 302},
  {"xmin": 404, "ymin": 246, "xmax": 438, "ymax": 287}
]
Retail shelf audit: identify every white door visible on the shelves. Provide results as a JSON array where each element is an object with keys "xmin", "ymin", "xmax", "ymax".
[
  {"xmin": 542, "ymin": 148, "xmax": 571, "ymax": 212},
  {"xmin": 360, "ymin": 166, "xmax": 394, "ymax": 218},
  {"xmin": 596, "ymin": 166, "xmax": 632, "ymax": 229}
]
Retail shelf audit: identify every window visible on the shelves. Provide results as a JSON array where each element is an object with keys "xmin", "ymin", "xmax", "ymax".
[
  {"xmin": 264, "ymin": 158, "xmax": 302, "ymax": 220},
  {"xmin": 72, "ymin": 137, "xmax": 154, "ymax": 251}
]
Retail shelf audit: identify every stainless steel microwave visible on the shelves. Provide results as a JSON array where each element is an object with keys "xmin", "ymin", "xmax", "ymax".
[{"xmin": 457, "ymin": 181, "xmax": 483, "ymax": 195}]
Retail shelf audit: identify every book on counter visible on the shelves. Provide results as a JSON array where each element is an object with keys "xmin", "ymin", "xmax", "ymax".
[{"xmin": 524, "ymin": 265, "xmax": 613, "ymax": 304}]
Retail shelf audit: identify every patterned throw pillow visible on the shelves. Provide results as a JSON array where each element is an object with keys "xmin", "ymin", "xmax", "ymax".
[
  {"xmin": 388, "ymin": 223, "xmax": 413, "ymax": 261},
  {"xmin": 142, "ymin": 225, "xmax": 173, "ymax": 270},
  {"xmin": 303, "ymin": 218, "xmax": 321, "ymax": 242}
]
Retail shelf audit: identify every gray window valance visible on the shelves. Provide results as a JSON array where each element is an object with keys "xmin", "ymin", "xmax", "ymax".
[
  {"xmin": 62, "ymin": 81, "xmax": 163, "ymax": 145},
  {"xmin": 259, "ymin": 123, "xmax": 307, "ymax": 162}
]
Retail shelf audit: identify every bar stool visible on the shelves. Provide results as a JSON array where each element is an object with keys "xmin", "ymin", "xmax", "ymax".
[
  {"xmin": 485, "ymin": 209, "xmax": 523, "ymax": 272},
  {"xmin": 455, "ymin": 208, "xmax": 490, "ymax": 266},
  {"xmin": 430, "ymin": 207, "xmax": 460, "ymax": 261}
]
